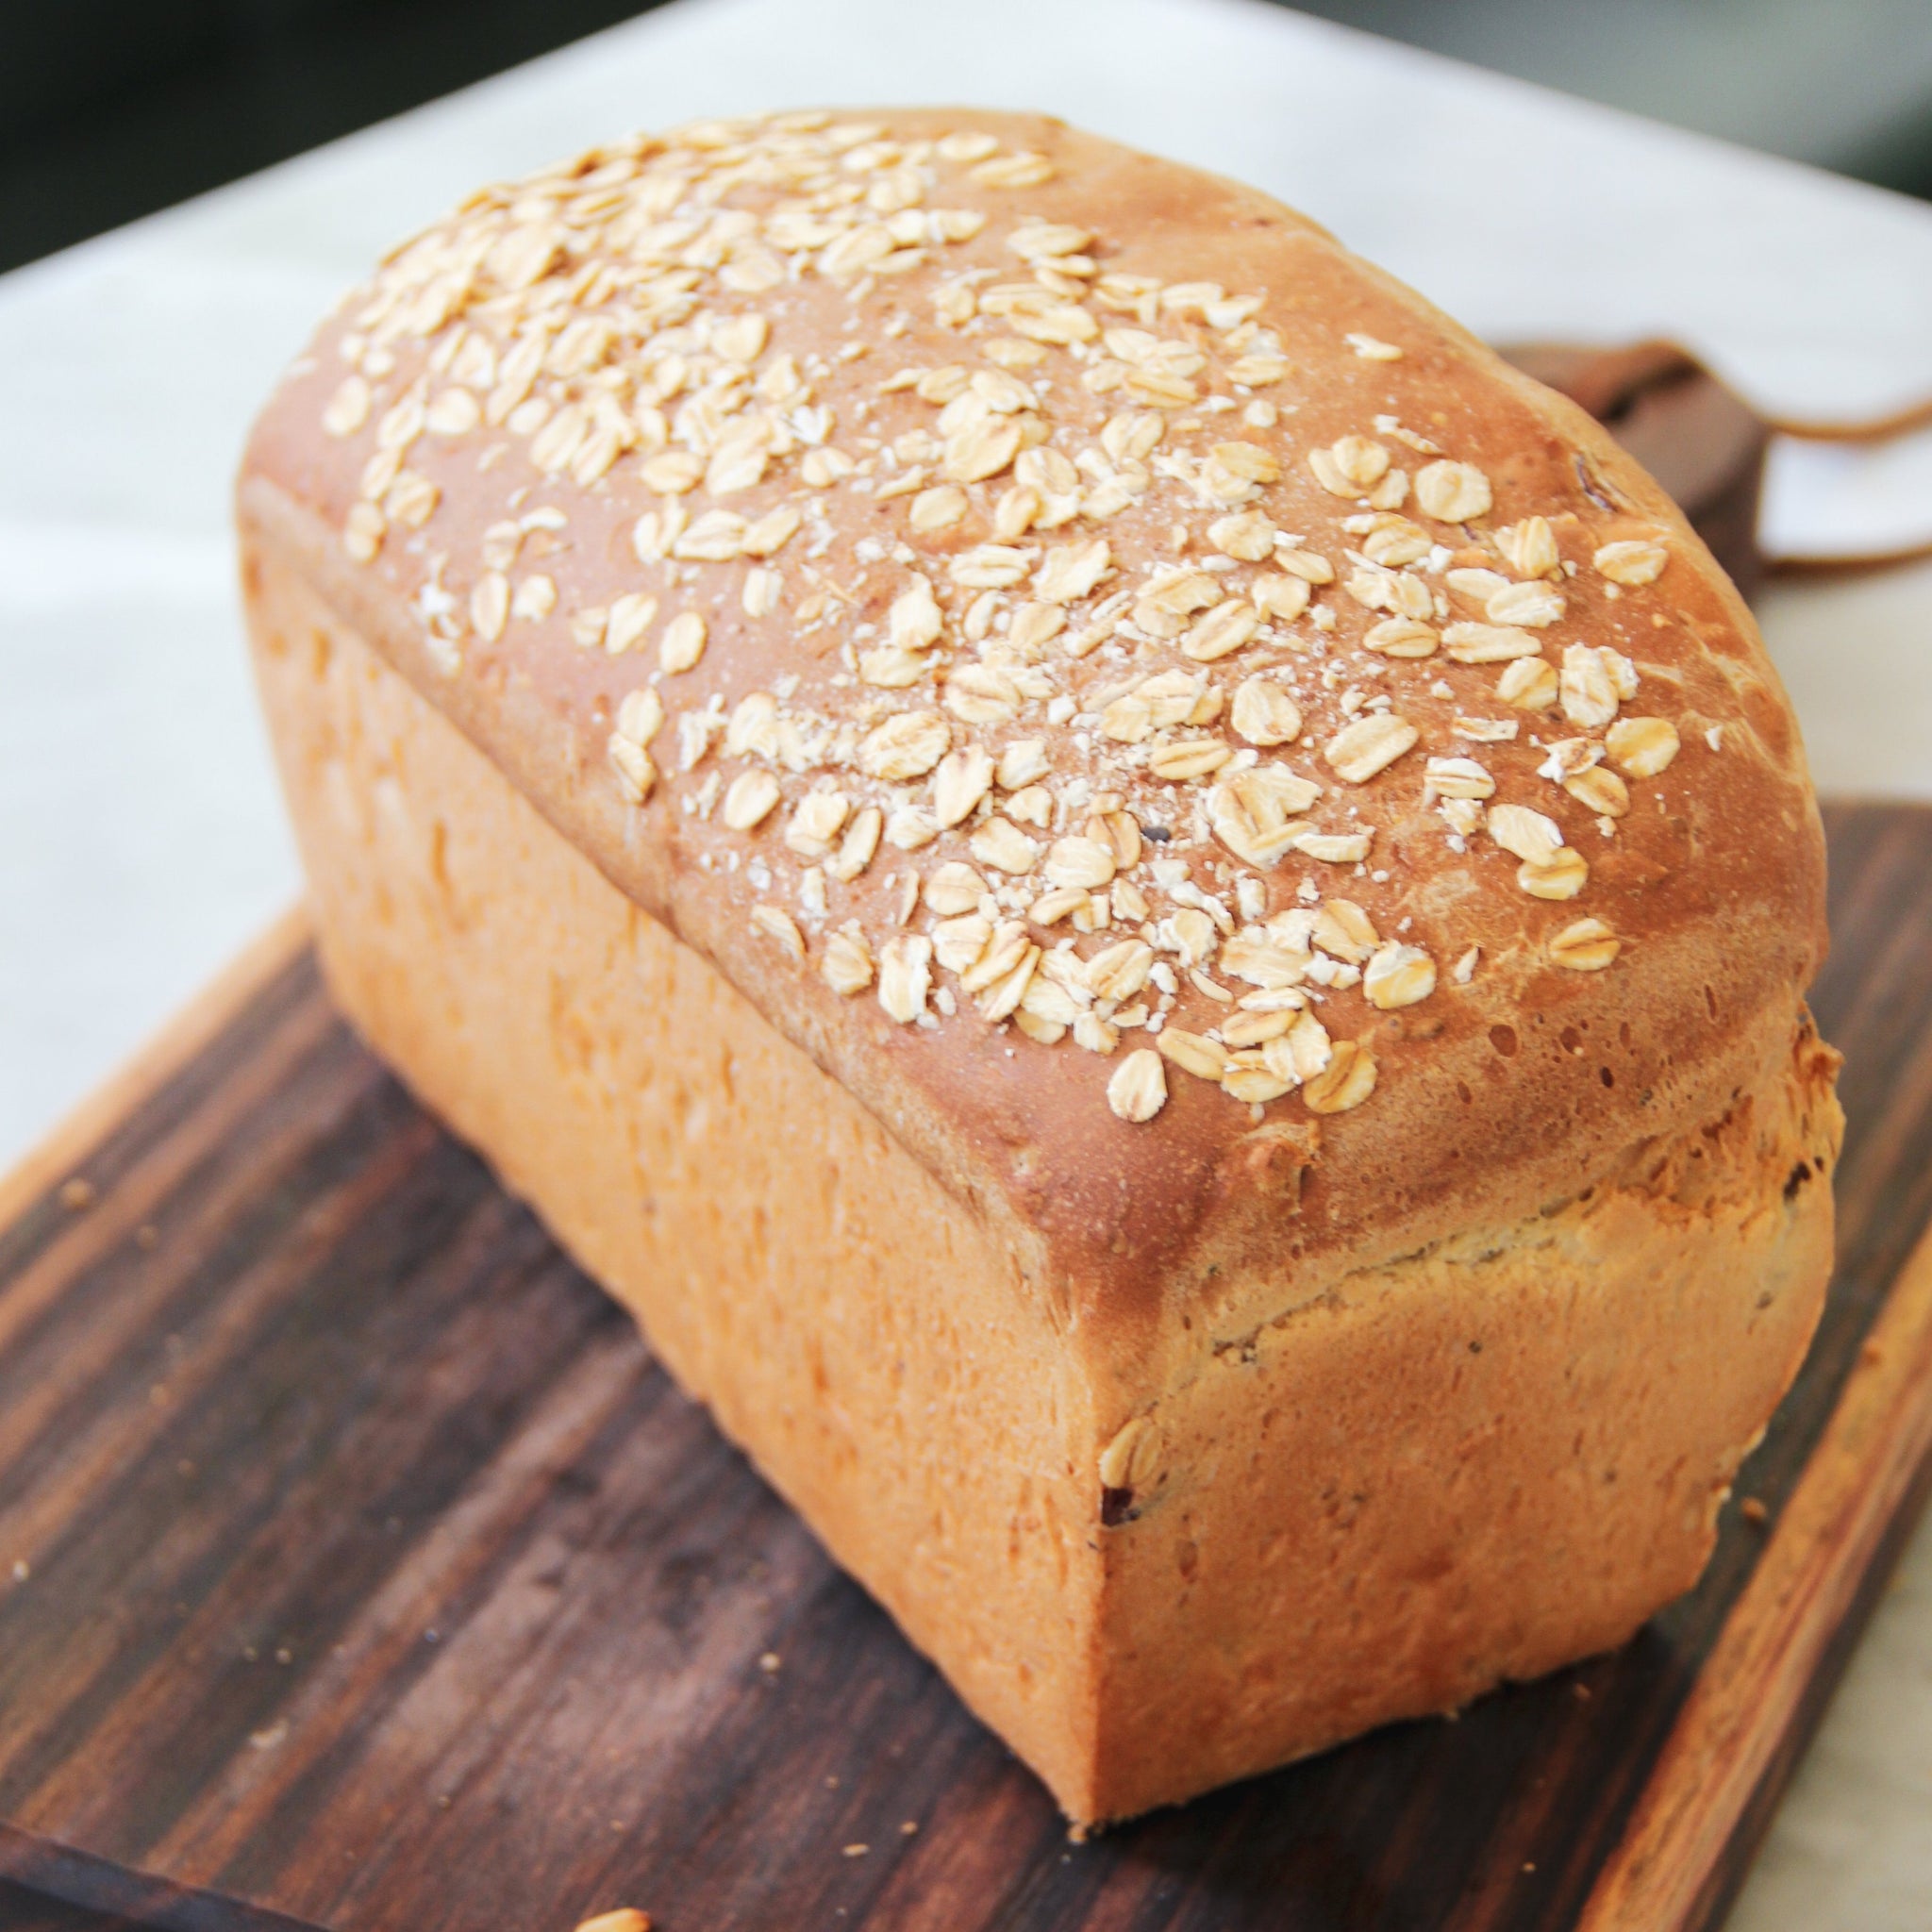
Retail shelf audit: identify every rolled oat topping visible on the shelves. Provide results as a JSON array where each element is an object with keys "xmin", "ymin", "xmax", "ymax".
[{"xmin": 315, "ymin": 109, "xmax": 1713, "ymax": 1127}]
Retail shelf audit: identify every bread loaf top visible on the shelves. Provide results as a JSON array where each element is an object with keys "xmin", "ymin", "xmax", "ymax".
[{"xmin": 241, "ymin": 108, "xmax": 1826, "ymax": 1352}]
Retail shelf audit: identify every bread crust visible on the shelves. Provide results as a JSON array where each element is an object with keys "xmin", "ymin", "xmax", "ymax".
[{"xmin": 240, "ymin": 108, "xmax": 1827, "ymax": 1381}]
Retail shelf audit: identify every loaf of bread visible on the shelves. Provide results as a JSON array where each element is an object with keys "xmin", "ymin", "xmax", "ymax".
[{"xmin": 239, "ymin": 109, "xmax": 1842, "ymax": 1824}]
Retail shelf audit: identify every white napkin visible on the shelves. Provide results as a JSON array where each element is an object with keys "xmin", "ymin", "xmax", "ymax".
[{"xmin": 1762, "ymin": 425, "xmax": 1932, "ymax": 564}]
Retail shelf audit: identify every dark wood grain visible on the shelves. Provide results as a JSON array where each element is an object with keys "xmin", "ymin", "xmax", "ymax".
[{"xmin": 2, "ymin": 806, "xmax": 1930, "ymax": 1932}]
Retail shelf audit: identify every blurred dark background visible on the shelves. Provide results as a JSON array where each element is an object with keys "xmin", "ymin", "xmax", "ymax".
[{"xmin": 2, "ymin": 0, "xmax": 1930, "ymax": 276}]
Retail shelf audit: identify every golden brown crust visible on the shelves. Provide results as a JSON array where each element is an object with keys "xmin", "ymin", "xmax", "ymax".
[{"xmin": 240, "ymin": 108, "xmax": 1827, "ymax": 1358}]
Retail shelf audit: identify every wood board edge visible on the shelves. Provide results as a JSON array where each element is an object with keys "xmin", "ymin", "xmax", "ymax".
[{"xmin": 1576, "ymin": 1215, "xmax": 1932, "ymax": 1930}]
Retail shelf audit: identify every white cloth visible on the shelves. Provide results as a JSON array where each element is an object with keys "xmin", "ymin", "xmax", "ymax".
[{"xmin": 0, "ymin": 4, "xmax": 1926, "ymax": 1919}]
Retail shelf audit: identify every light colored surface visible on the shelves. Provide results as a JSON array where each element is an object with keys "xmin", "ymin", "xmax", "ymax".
[
  {"xmin": 0, "ymin": 0, "xmax": 1926, "ymax": 1916},
  {"xmin": 1763, "ymin": 430, "xmax": 1932, "ymax": 563}
]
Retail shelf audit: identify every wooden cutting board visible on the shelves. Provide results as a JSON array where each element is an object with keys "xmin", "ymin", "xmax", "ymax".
[{"xmin": 3, "ymin": 802, "xmax": 1930, "ymax": 1932}]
